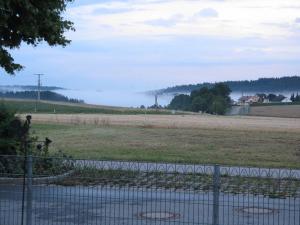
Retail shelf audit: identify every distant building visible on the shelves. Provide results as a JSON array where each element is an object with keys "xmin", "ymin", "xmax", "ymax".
[
  {"xmin": 238, "ymin": 95, "xmax": 260, "ymax": 105},
  {"xmin": 282, "ymin": 98, "xmax": 291, "ymax": 103},
  {"xmin": 239, "ymin": 94, "xmax": 287, "ymax": 105}
]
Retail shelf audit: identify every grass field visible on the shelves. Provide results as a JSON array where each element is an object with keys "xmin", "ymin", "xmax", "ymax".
[
  {"xmin": 250, "ymin": 105, "xmax": 300, "ymax": 118},
  {"xmin": 1, "ymin": 98, "xmax": 185, "ymax": 115},
  {"xmin": 31, "ymin": 114, "xmax": 300, "ymax": 168},
  {"xmin": 27, "ymin": 113, "xmax": 300, "ymax": 132}
]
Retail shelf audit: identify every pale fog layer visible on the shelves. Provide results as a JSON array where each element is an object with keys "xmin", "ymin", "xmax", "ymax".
[{"xmin": 55, "ymin": 89, "xmax": 297, "ymax": 108}]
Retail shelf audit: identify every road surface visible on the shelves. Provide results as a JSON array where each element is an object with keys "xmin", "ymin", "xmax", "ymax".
[{"xmin": 0, "ymin": 184, "xmax": 299, "ymax": 225}]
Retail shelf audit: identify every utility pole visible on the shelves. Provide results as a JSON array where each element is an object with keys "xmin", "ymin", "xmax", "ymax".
[
  {"xmin": 35, "ymin": 74, "xmax": 44, "ymax": 101},
  {"xmin": 34, "ymin": 74, "xmax": 44, "ymax": 112}
]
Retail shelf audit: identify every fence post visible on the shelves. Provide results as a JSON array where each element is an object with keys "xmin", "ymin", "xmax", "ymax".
[
  {"xmin": 26, "ymin": 154, "xmax": 33, "ymax": 225},
  {"xmin": 212, "ymin": 165, "xmax": 220, "ymax": 225}
]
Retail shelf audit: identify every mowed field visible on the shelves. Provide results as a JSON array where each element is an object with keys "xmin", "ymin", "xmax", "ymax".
[
  {"xmin": 29, "ymin": 114, "xmax": 300, "ymax": 168},
  {"xmin": 1, "ymin": 98, "xmax": 189, "ymax": 115},
  {"xmin": 250, "ymin": 105, "xmax": 300, "ymax": 118}
]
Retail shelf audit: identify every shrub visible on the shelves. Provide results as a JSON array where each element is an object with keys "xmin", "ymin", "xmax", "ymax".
[{"xmin": 0, "ymin": 104, "xmax": 72, "ymax": 176}]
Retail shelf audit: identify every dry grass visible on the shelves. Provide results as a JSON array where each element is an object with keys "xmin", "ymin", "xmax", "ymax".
[
  {"xmin": 24, "ymin": 113, "xmax": 300, "ymax": 132},
  {"xmin": 250, "ymin": 105, "xmax": 300, "ymax": 118},
  {"xmin": 30, "ymin": 114, "xmax": 300, "ymax": 168}
]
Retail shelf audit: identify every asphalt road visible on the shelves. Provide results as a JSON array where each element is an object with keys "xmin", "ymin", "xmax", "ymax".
[{"xmin": 1, "ymin": 184, "xmax": 299, "ymax": 225}]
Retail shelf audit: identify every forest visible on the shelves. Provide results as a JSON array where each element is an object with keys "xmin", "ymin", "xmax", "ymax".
[
  {"xmin": 0, "ymin": 85, "xmax": 63, "ymax": 91},
  {"xmin": 0, "ymin": 91, "xmax": 84, "ymax": 103},
  {"xmin": 168, "ymin": 83, "xmax": 231, "ymax": 115},
  {"xmin": 159, "ymin": 76, "xmax": 300, "ymax": 94}
]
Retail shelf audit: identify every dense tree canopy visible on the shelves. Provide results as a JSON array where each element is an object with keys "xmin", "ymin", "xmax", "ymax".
[
  {"xmin": 0, "ymin": 91, "xmax": 84, "ymax": 103},
  {"xmin": 167, "ymin": 94, "xmax": 191, "ymax": 111},
  {"xmin": 160, "ymin": 76, "xmax": 300, "ymax": 94},
  {"xmin": 168, "ymin": 83, "xmax": 232, "ymax": 115},
  {"xmin": 0, "ymin": 0, "xmax": 74, "ymax": 74},
  {"xmin": 290, "ymin": 93, "xmax": 300, "ymax": 102}
]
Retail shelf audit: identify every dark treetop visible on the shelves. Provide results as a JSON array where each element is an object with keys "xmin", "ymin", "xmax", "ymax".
[
  {"xmin": 0, "ymin": 91, "xmax": 84, "ymax": 104},
  {"xmin": 168, "ymin": 83, "xmax": 232, "ymax": 115},
  {"xmin": 0, "ymin": 0, "xmax": 74, "ymax": 74},
  {"xmin": 159, "ymin": 76, "xmax": 300, "ymax": 94}
]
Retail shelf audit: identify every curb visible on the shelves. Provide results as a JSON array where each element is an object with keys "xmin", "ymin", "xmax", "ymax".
[{"xmin": 0, "ymin": 170, "xmax": 74, "ymax": 185}]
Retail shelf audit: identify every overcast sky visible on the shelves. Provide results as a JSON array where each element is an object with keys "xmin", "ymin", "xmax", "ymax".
[{"xmin": 1, "ymin": 0, "xmax": 300, "ymax": 91}]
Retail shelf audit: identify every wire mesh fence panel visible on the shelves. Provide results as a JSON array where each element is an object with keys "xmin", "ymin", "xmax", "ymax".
[
  {"xmin": 0, "ymin": 155, "xmax": 26, "ymax": 225},
  {"xmin": 0, "ymin": 155, "xmax": 299, "ymax": 225}
]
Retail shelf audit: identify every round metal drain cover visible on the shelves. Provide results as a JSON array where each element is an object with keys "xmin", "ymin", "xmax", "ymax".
[
  {"xmin": 240, "ymin": 207, "xmax": 276, "ymax": 214},
  {"xmin": 139, "ymin": 212, "xmax": 180, "ymax": 220}
]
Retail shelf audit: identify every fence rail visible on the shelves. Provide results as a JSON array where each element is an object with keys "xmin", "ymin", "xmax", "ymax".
[{"xmin": 0, "ymin": 155, "xmax": 299, "ymax": 225}]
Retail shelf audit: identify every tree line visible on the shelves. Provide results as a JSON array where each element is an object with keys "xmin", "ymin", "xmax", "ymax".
[
  {"xmin": 160, "ymin": 76, "xmax": 300, "ymax": 94},
  {"xmin": 168, "ymin": 83, "xmax": 231, "ymax": 115},
  {"xmin": 290, "ymin": 93, "xmax": 300, "ymax": 102},
  {"xmin": 0, "ymin": 91, "xmax": 84, "ymax": 104}
]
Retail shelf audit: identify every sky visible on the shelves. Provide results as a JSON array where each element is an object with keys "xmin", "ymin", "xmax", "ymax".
[{"xmin": 1, "ymin": 0, "xmax": 300, "ymax": 91}]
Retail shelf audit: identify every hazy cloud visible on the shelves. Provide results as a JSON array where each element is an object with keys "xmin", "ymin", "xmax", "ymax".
[
  {"xmin": 68, "ymin": 0, "xmax": 300, "ymax": 39},
  {"xmin": 93, "ymin": 7, "xmax": 133, "ymax": 15},
  {"xmin": 3, "ymin": 0, "xmax": 300, "ymax": 92},
  {"xmin": 195, "ymin": 8, "xmax": 219, "ymax": 17},
  {"xmin": 145, "ymin": 14, "xmax": 184, "ymax": 27}
]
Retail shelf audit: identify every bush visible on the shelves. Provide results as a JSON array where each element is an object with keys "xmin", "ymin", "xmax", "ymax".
[
  {"xmin": 0, "ymin": 104, "xmax": 73, "ymax": 176},
  {"xmin": 0, "ymin": 104, "xmax": 23, "ymax": 155}
]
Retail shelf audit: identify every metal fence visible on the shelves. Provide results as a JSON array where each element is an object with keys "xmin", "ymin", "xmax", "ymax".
[{"xmin": 0, "ymin": 155, "xmax": 299, "ymax": 225}]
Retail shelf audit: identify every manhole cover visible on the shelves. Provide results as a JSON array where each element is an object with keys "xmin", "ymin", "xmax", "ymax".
[
  {"xmin": 139, "ymin": 212, "xmax": 180, "ymax": 220},
  {"xmin": 239, "ymin": 207, "xmax": 276, "ymax": 214}
]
